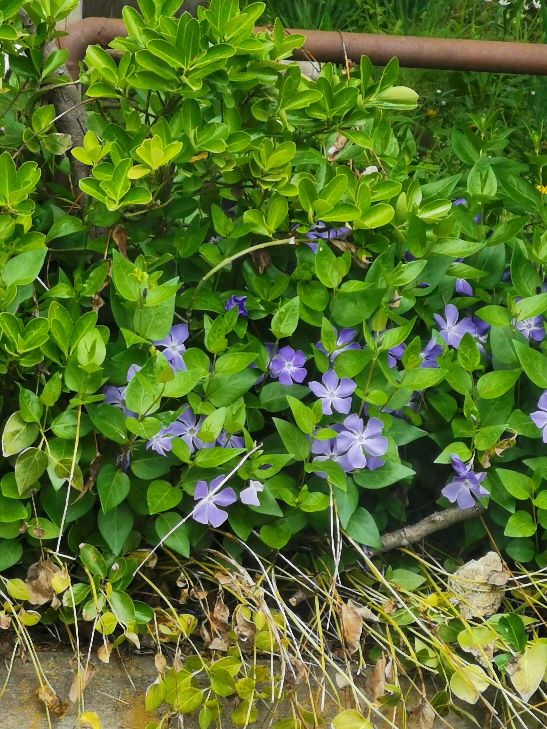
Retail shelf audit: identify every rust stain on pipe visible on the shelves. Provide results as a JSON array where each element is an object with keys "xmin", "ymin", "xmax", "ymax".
[{"xmin": 59, "ymin": 17, "xmax": 547, "ymax": 80}]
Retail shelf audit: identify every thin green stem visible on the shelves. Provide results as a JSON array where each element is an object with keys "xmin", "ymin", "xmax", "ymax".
[{"xmin": 185, "ymin": 237, "xmax": 303, "ymax": 321}]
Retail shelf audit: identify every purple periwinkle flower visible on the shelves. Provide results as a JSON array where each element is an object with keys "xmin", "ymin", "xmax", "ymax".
[
  {"xmin": 146, "ymin": 421, "xmax": 185, "ymax": 456},
  {"xmin": 388, "ymin": 343, "xmax": 405, "ymax": 369},
  {"xmin": 455, "ymin": 279, "xmax": 473, "ymax": 296},
  {"xmin": 193, "ymin": 476, "xmax": 236, "ymax": 527},
  {"xmin": 127, "ymin": 364, "xmax": 142, "ymax": 382},
  {"xmin": 306, "ymin": 221, "xmax": 351, "ymax": 240},
  {"xmin": 420, "ymin": 338, "xmax": 443, "ymax": 368},
  {"xmin": 225, "ymin": 295, "xmax": 247, "ymax": 316},
  {"xmin": 308, "ymin": 370, "xmax": 356, "ymax": 415},
  {"xmin": 472, "ymin": 318, "xmax": 490, "ymax": 353},
  {"xmin": 434, "ymin": 304, "xmax": 475, "ymax": 349},
  {"xmin": 153, "ymin": 324, "xmax": 189, "ymax": 372},
  {"xmin": 316, "ymin": 326, "xmax": 360, "ymax": 361},
  {"xmin": 216, "ymin": 430, "xmax": 245, "ymax": 448},
  {"xmin": 503, "ymin": 268, "xmax": 511, "ymax": 283},
  {"xmin": 530, "ymin": 392, "xmax": 547, "ymax": 442},
  {"xmin": 116, "ymin": 451, "xmax": 131, "ymax": 472},
  {"xmin": 311, "ymin": 426, "xmax": 353, "ymax": 474},
  {"xmin": 336, "ymin": 414, "xmax": 388, "ymax": 471},
  {"xmin": 270, "ymin": 346, "xmax": 307, "ymax": 385},
  {"xmin": 240, "ymin": 480, "xmax": 264, "ymax": 506},
  {"xmin": 176, "ymin": 407, "xmax": 206, "ymax": 453},
  {"xmin": 515, "ymin": 315, "xmax": 545, "ymax": 342},
  {"xmin": 441, "ymin": 454, "xmax": 489, "ymax": 509},
  {"xmin": 452, "ymin": 198, "xmax": 467, "ymax": 207},
  {"xmin": 103, "ymin": 385, "xmax": 136, "ymax": 418}
]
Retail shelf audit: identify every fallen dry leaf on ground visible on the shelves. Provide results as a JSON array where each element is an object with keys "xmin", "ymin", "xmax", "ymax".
[
  {"xmin": 68, "ymin": 662, "xmax": 96, "ymax": 703},
  {"xmin": 370, "ymin": 654, "xmax": 387, "ymax": 702},
  {"xmin": 37, "ymin": 686, "xmax": 68, "ymax": 718}
]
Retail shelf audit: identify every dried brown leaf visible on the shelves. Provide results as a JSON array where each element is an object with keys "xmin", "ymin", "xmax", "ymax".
[
  {"xmin": 68, "ymin": 662, "xmax": 95, "ymax": 703},
  {"xmin": 97, "ymin": 641, "xmax": 112, "ymax": 664},
  {"xmin": 155, "ymin": 653, "xmax": 167, "ymax": 674},
  {"xmin": 341, "ymin": 601, "xmax": 363, "ymax": 655},
  {"xmin": 250, "ymin": 249, "xmax": 271, "ymax": 274},
  {"xmin": 370, "ymin": 654, "xmax": 387, "ymax": 702},
  {"xmin": 37, "ymin": 686, "xmax": 68, "ymax": 718},
  {"xmin": 235, "ymin": 610, "xmax": 257, "ymax": 650},
  {"xmin": 413, "ymin": 699, "xmax": 435, "ymax": 729},
  {"xmin": 25, "ymin": 559, "xmax": 59, "ymax": 606},
  {"xmin": 112, "ymin": 224, "xmax": 128, "ymax": 258}
]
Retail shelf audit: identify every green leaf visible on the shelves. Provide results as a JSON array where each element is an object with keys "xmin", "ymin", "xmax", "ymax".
[
  {"xmin": 80, "ymin": 544, "xmax": 107, "ymax": 578},
  {"xmin": 457, "ymin": 333, "xmax": 480, "ymax": 373},
  {"xmin": 476, "ymin": 369, "xmax": 521, "ymax": 399},
  {"xmin": 286, "ymin": 395, "xmax": 315, "ymax": 435},
  {"xmin": 97, "ymin": 464, "xmax": 131, "ymax": 513},
  {"xmin": 97, "ymin": 503, "xmax": 134, "ymax": 555},
  {"xmin": 146, "ymin": 481, "xmax": 182, "ymax": 514},
  {"xmin": 0, "ymin": 539, "xmax": 23, "ymax": 571},
  {"xmin": 260, "ymin": 522, "xmax": 291, "ymax": 549},
  {"xmin": 504, "ymin": 511, "xmax": 536, "ymax": 538},
  {"xmin": 334, "ymin": 349, "xmax": 374, "ymax": 378},
  {"xmin": 306, "ymin": 460, "xmax": 347, "ymax": 490},
  {"xmin": 194, "ymin": 447, "xmax": 244, "ymax": 469},
  {"xmin": 496, "ymin": 469, "xmax": 534, "ymax": 500},
  {"xmin": 2, "ymin": 247, "xmax": 46, "ymax": 286},
  {"xmin": 15, "ymin": 448, "xmax": 48, "ymax": 495},
  {"xmin": 109, "ymin": 590, "xmax": 135, "ymax": 624},
  {"xmin": 2, "ymin": 412, "xmax": 39, "ymax": 456},
  {"xmin": 271, "ymin": 297, "xmax": 300, "ymax": 338},
  {"xmin": 206, "ymin": 370, "xmax": 258, "ymax": 407},
  {"xmin": 399, "ymin": 368, "xmax": 447, "ymax": 390},
  {"xmin": 215, "ymin": 352, "xmax": 257, "ymax": 375},
  {"xmin": 496, "ymin": 614, "xmax": 527, "ymax": 652},
  {"xmin": 259, "ymin": 383, "xmax": 309, "ymax": 412},
  {"xmin": 273, "ymin": 418, "xmax": 310, "ymax": 461},
  {"xmin": 345, "ymin": 506, "xmax": 382, "ymax": 549},
  {"xmin": 353, "ymin": 462, "xmax": 415, "ymax": 489},
  {"xmin": 0, "ymin": 493, "xmax": 28, "ymax": 522},
  {"xmin": 155, "ymin": 512, "xmax": 190, "ymax": 557},
  {"xmin": 86, "ymin": 403, "xmax": 128, "ymax": 444},
  {"xmin": 427, "ymin": 392, "xmax": 458, "ymax": 422},
  {"xmin": 434, "ymin": 442, "xmax": 472, "ymax": 464},
  {"xmin": 513, "ymin": 341, "xmax": 547, "ymax": 388},
  {"xmin": 389, "ymin": 568, "xmax": 426, "ymax": 591}
]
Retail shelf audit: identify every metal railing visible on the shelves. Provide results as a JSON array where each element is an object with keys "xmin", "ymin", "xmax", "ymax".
[{"xmin": 58, "ymin": 17, "xmax": 547, "ymax": 80}]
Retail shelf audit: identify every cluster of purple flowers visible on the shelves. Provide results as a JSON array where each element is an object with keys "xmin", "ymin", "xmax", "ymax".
[
  {"xmin": 193, "ymin": 476, "xmax": 264, "ymax": 527},
  {"xmin": 146, "ymin": 407, "xmax": 245, "ymax": 456},
  {"xmin": 441, "ymin": 454, "xmax": 489, "ymax": 509},
  {"xmin": 434, "ymin": 304, "xmax": 490, "ymax": 352},
  {"xmin": 311, "ymin": 414, "xmax": 388, "ymax": 474}
]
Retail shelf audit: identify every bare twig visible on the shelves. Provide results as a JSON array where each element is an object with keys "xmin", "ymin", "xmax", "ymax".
[{"xmin": 369, "ymin": 503, "xmax": 486, "ymax": 555}]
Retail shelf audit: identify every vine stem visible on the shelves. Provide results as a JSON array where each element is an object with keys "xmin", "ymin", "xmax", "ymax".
[
  {"xmin": 185, "ymin": 237, "xmax": 301, "ymax": 321},
  {"xmin": 54, "ymin": 405, "xmax": 82, "ymax": 553}
]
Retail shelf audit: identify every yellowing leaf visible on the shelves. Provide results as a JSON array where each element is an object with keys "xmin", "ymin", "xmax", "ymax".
[
  {"xmin": 80, "ymin": 712, "xmax": 102, "ymax": 729},
  {"xmin": 450, "ymin": 664, "xmax": 489, "ymax": 704},
  {"xmin": 332, "ymin": 709, "xmax": 373, "ymax": 729},
  {"xmin": 508, "ymin": 643, "xmax": 547, "ymax": 702}
]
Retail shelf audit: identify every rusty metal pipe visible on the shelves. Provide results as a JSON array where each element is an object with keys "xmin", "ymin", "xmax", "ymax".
[{"xmin": 59, "ymin": 17, "xmax": 547, "ymax": 81}]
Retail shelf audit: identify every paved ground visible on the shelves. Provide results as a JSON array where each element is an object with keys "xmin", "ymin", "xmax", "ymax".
[{"xmin": 0, "ymin": 644, "xmax": 528, "ymax": 729}]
